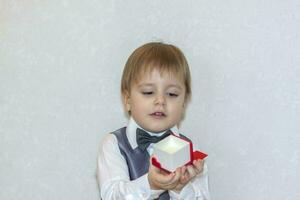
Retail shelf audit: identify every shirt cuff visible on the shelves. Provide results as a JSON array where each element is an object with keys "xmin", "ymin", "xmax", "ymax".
[
  {"xmin": 169, "ymin": 182, "xmax": 195, "ymax": 199},
  {"xmin": 132, "ymin": 173, "xmax": 165, "ymax": 199}
]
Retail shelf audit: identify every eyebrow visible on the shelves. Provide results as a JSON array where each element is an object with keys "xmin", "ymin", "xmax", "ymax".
[{"xmin": 137, "ymin": 83, "xmax": 183, "ymax": 90}]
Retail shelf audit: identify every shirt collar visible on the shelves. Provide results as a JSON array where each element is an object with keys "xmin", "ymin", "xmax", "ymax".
[{"xmin": 126, "ymin": 117, "xmax": 180, "ymax": 149}]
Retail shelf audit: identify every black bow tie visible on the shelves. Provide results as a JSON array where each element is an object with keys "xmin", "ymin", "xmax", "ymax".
[{"xmin": 136, "ymin": 128, "xmax": 172, "ymax": 151}]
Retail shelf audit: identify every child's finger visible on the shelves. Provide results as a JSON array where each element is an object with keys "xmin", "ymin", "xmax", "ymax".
[
  {"xmin": 165, "ymin": 168, "xmax": 182, "ymax": 188},
  {"xmin": 186, "ymin": 165, "xmax": 197, "ymax": 178},
  {"xmin": 193, "ymin": 159, "xmax": 204, "ymax": 174},
  {"xmin": 172, "ymin": 167, "xmax": 182, "ymax": 182},
  {"xmin": 161, "ymin": 168, "xmax": 181, "ymax": 184},
  {"xmin": 181, "ymin": 165, "xmax": 187, "ymax": 174},
  {"xmin": 179, "ymin": 171, "xmax": 189, "ymax": 184},
  {"xmin": 180, "ymin": 166, "xmax": 188, "ymax": 180},
  {"xmin": 152, "ymin": 169, "xmax": 177, "ymax": 185}
]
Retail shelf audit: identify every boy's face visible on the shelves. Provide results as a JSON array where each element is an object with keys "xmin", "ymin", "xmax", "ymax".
[{"xmin": 124, "ymin": 69, "xmax": 186, "ymax": 133}]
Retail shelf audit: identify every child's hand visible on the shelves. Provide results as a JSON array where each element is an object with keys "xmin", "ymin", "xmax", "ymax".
[
  {"xmin": 148, "ymin": 156, "xmax": 183, "ymax": 190},
  {"xmin": 172, "ymin": 159, "xmax": 205, "ymax": 192}
]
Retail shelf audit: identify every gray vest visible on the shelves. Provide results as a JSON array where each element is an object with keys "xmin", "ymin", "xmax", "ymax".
[{"xmin": 112, "ymin": 127, "xmax": 170, "ymax": 200}]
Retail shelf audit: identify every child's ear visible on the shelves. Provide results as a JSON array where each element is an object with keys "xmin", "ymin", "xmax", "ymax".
[{"xmin": 123, "ymin": 91, "xmax": 131, "ymax": 112}]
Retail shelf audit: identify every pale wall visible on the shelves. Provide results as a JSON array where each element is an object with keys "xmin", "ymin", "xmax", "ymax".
[{"xmin": 1, "ymin": 0, "xmax": 299, "ymax": 199}]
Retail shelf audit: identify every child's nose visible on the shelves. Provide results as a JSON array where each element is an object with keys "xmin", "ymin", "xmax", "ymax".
[{"xmin": 154, "ymin": 94, "xmax": 166, "ymax": 105}]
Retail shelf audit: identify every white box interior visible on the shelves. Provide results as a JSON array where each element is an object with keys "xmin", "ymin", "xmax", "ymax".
[{"xmin": 153, "ymin": 135, "xmax": 191, "ymax": 172}]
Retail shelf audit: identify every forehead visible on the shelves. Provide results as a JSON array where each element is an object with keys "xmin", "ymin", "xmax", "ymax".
[{"xmin": 134, "ymin": 67, "xmax": 185, "ymax": 85}]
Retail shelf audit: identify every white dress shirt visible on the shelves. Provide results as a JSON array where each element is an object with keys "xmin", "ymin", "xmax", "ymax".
[{"xmin": 97, "ymin": 117, "xmax": 211, "ymax": 200}]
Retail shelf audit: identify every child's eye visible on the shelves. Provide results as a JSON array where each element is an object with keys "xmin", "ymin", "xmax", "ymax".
[
  {"xmin": 167, "ymin": 93, "xmax": 179, "ymax": 97},
  {"xmin": 142, "ymin": 91, "xmax": 153, "ymax": 95}
]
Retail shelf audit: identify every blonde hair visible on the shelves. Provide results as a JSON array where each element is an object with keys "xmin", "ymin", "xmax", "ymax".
[{"xmin": 121, "ymin": 42, "xmax": 191, "ymax": 101}]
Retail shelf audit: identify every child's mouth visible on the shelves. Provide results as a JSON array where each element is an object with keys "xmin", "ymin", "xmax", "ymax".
[{"xmin": 150, "ymin": 112, "xmax": 166, "ymax": 117}]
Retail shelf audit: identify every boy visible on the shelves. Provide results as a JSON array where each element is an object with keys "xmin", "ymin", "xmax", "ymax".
[{"xmin": 97, "ymin": 42, "xmax": 210, "ymax": 199}]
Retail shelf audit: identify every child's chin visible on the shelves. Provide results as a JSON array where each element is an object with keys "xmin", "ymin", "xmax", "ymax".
[{"xmin": 146, "ymin": 126, "xmax": 170, "ymax": 133}]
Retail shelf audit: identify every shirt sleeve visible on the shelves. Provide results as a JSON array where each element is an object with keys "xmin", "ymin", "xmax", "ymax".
[
  {"xmin": 168, "ymin": 163, "xmax": 211, "ymax": 200},
  {"xmin": 97, "ymin": 134, "xmax": 164, "ymax": 200}
]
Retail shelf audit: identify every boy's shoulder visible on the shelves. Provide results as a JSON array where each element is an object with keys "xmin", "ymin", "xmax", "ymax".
[
  {"xmin": 100, "ymin": 126, "xmax": 127, "ymax": 146},
  {"xmin": 110, "ymin": 126, "xmax": 127, "ymax": 136}
]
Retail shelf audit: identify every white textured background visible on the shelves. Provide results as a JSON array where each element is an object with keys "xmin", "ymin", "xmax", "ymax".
[{"xmin": 1, "ymin": 0, "xmax": 299, "ymax": 199}]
